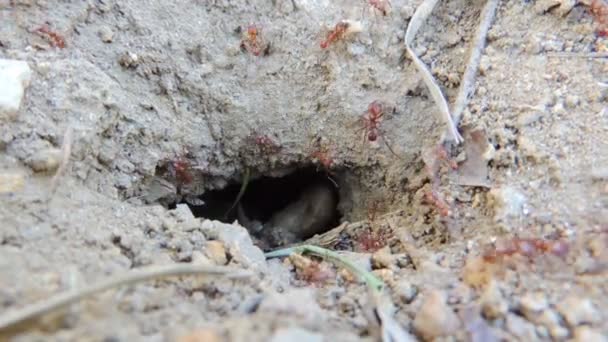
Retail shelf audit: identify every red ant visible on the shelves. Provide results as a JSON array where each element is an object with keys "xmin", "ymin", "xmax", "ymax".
[
  {"xmin": 356, "ymin": 100, "xmax": 403, "ymax": 157},
  {"xmin": 166, "ymin": 157, "xmax": 194, "ymax": 188},
  {"xmin": 320, "ymin": 20, "xmax": 351, "ymax": 49},
  {"xmin": 366, "ymin": 0, "xmax": 391, "ymax": 17},
  {"xmin": 240, "ymin": 24, "xmax": 266, "ymax": 56},
  {"xmin": 251, "ymin": 133, "xmax": 281, "ymax": 154},
  {"xmin": 361, "ymin": 100, "xmax": 384, "ymax": 142},
  {"xmin": 311, "ymin": 150, "xmax": 334, "ymax": 170},
  {"xmin": 356, "ymin": 228, "xmax": 389, "ymax": 252},
  {"xmin": 34, "ymin": 25, "xmax": 65, "ymax": 49},
  {"xmin": 482, "ymin": 237, "xmax": 570, "ymax": 263},
  {"xmin": 424, "ymin": 190, "xmax": 451, "ymax": 217},
  {"xmin": 308, "ymin": 137, "xmax": 337, "ymax": 170}
]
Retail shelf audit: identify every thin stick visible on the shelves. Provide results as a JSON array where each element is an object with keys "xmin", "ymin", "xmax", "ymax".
[
  {"xmin": 224, "ymin": 167, "xmax": 250, "ymax": 220},
  {"xmin": 449, "ymin": 0, "xmax": 499, "ymax": 136},
  {"xmin": 49, "ymin": 125, "xmax": 73, "ymax": 195},
  {"xmin": 0, "ymin": 264, "xmax": 251, "ymax": 331},
  {"xmin": 405, "ymin": 0, "xmax": 463, "ymax": 144},
  {"xmin": 546, "ymin": 52, "xmax": 608, "ymax": 58}
]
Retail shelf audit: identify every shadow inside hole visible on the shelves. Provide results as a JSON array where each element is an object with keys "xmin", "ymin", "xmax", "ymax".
[{"xmin": 183, "ymin": 166, "xmax": 341, "ymax": 248}]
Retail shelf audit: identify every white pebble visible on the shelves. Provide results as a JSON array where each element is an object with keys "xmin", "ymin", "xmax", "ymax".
[{"xmin": 0, "ymin": 59, "xmax": 32, "ymax": 121}]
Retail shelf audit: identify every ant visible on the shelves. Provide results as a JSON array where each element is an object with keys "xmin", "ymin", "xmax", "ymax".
[
  {"xmin": 167, "ymin": 157, "xmax": 194, "ymax": 188},
  {"xmin": 357, "ymin": 100, "xmax": 402, "ymax": 157},
  {"xmin": 251, "ymin": 133, "xmax": 281, "ymax": 154},
  {"xmin": 366, "ymin": 0, "xmax": 391, "ymax": 17},
  {"xmin": 240, "ymin": 24, "xmax": 267, "ymax": 56},
  {"xmin": 320, "ymin": 20, "xmax": 351, "ymax": 49},
  {"xmin": 308, "ymin": 136, "xmax": 337, "ymax": 170},
  {"xmin": 482, "ymin": 237, "xmax": 570, "ymax": 263},
  {"xmin": 34, "ymin": 25, "xmax": 65, "ymax": 49},
  {"xmin": 423, "ymin": 190, "xmax": 451, "ymax": 217},
  {"xmin": 362, "ymin": 100, "xmax": 384, "ymax": 142}
]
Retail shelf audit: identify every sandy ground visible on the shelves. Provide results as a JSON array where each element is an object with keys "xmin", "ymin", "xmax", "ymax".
[{"xmin": 1, "ymin": 0, "xmax": 607, "ymax": 341}]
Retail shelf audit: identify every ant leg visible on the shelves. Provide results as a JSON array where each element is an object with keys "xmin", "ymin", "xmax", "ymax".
[{"xmin": 382, "ymin": 135, "xmax": 403, "ymax": 159}]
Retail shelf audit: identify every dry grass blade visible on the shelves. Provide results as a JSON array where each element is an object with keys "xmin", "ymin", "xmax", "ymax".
[
  {"xmin": 49, "ymin": 126, "xmax": 73, "ymax": 196},
  {"xmin": 267, "ymin": 245, "xmax": 413, "ymax": 341},
  {"xmin": 450, "ymin": 0, "xmax": 499, "ymax": 133},
  {"xmin": 0, "ymin": 264, "xmax": 251, "ymax": 331},
  {"xmin": 405, "ymin": 0, "xmax": 463, "ymax": 144}
]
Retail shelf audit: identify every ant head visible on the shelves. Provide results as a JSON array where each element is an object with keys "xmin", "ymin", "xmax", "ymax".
[
  {"xmin": 247, "ymin": 24, "xmax": 258, "ymax": 37},
  {"xmin": 368, "ymin": 131, "xmax": 378, "ymax": 141},
  {"xmin": 368, "ymin": 101, "xmax": 382, "ymax": 115}
]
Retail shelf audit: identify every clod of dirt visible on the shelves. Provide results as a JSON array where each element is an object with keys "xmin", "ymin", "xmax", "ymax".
[
  {"xmin": 394, "ymin": 279, "xmax": 418, "ymax": 304},
  {"xmin": 505, "ymin": 313, "xmax": 538, "ymax": 340},
  {"xmin": 413, "ymin": 289, "xmax": 461, "ymax": 340},
  {"xmin": 479, "ymin": 280, "xmax": 508, "ymax": 319},
  {"xmin": 201, "ymin": 220, "xmax": 266, "ymax": 272},
  {"xmin": 455, "ymin": 128, "xmax": 492, "ymax": 187},
  {"xmin": 98, "ymin": 26, "xmax": 114, "ymax": 43},
  {"xmin": 0, "ymin": 172, "xmax": 25, "ymax": 193},
  {"xmin": 518, "ymin": 291, "xmax": 549, "ymax": 321},
  {"xmin": 258, "ymin": 288, "xmax": 324, "ymax": 326},
  {"xmin": 371, "ymin": 247, "xmax": 395, "ymax": 270},
  {"xmin": 487, "ymin": 186, "xmax": 528, "ymax": 226},
  {"xmin": 24, "ymin": 148, "xmax": 62, "ymax": 173},
  {"xmin": 0, "ymin": 59, "xmax": 31, "ymax": 121},
  {"xmin": 573, "ymin": 326, "xmax": 608, "ymax": 342},
  {"xmin": 534, "ymin": 0, "xmax": 576, "ymax": 16},
  {"xmin": 204, "ymin": 241, "xmax": 228, "ymax": 266},
  {"xmin": 556, "ymin": 296, "xmax": 601, "ymax": 327},
  {"xmin": 537, "ymin": 309, "xmax": 569, "ymax": 340}
]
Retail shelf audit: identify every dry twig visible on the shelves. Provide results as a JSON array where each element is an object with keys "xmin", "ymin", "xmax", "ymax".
[
  {"xmin": 449, "ymin": 0, "xmax": 499, "ymax": 135},
  {"xmin": 49, "ymin": 126, "xmax": 73, "ymax": 196},
  {"xmin": 405, "ymin": 0, "xmax": 463, "ymax": 144},
  {"xmin": 0, "ymin": 264, "xmax": 251, "ymax": 331}
]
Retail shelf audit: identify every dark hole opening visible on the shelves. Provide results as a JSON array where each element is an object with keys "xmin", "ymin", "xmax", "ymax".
[{"xmin": 183, "ymin": 166, "xmax": 341, "ymax": 248}]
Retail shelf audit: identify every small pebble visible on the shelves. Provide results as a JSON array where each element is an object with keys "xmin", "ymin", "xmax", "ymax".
[
  {"xmin": 480, "ymin": 280, "xmax": 508, "ymax": 319},
  {"xmin": 0, "ymin": 173, "xmax": 25, "ymax": 193},
  {"xmin": 552, "ymin": 101, "xmax": 566, "ymax": 115},
  {"xmin": 505, "ymin": 314, "xmax": 538, "ymax": 340},
  {"xmin": 564, "ymin": 94, "xmax": 579, "ymax": 108},
  {"xmin": 519, "ymin": 292, "xmax": 548, "ymax": 320},
  {"xmin": 119, "ymin": 52, "xmax": 140, "ymax": 68},
  {"xmin": 487, "ymin": 186, "xmax": 527, "ymax": 223},
  {"xmin": 99, "ymin": 26, "xmax": 114, "ymax": 43},
  {"xmin": 573, "ymin": 326, "xmax": 608, "ymax": 342},
  {"xmin": 371, "ymin": 247, "xmax": 393, "ymax": 270},
  {"xmin": 556, "ymin": 296, "xmax": 600, "ymax": 327},
  {"xmin": 413, "ymin": 290, "xmax": 461, "ymax": 340},
  {"xmin": 204, "ymin": 240, "xmax": 228, "ymax": 266},
  {"xmin": 394, "ymin": 279, "xmax": 418, "ymax": 304},
  {"xmin": 537, "ymin": 310, "xmax": 569, "ymax": 340},
  {"xmin": 25, "ymin": 148, "xmax": 62, "ymax": 172},
  {"xmin": 517, "ymin": 111, "xmax": 542, "ymax": 127}
]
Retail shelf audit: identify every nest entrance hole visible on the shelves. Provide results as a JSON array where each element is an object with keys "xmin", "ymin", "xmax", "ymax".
[{"xmin": 182, "ymin": 166, "xmax": 342, "ymax": 245}]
